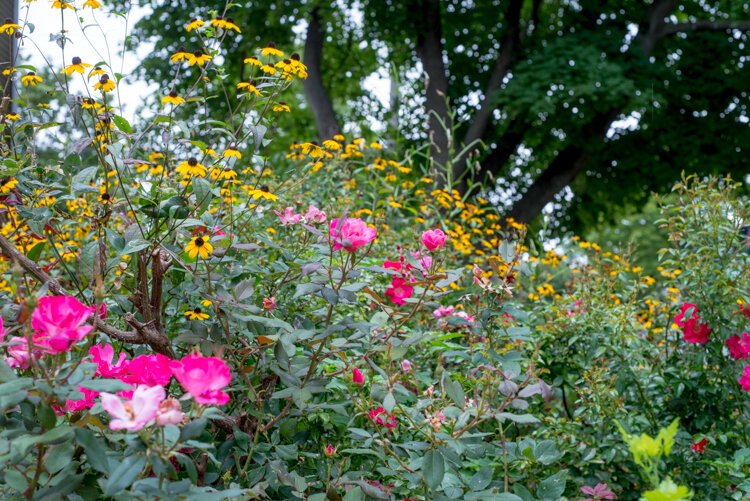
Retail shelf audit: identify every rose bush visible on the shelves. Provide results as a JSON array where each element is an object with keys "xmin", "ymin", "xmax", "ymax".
[{"xmin": 0, "ymin": 2, "xmax": 749, "ymax": 500}]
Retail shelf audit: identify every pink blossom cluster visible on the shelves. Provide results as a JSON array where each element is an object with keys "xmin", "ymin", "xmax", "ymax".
[
  {"xmin": 384, "ymin": 257, "xmax": 415, "ymax": 306},
  {"xmin": 433, "ymin": 305, "xmax": 475, "ymax": 327},
  {"xmin": 675, "ymin": 303, "xmax": 711, "ymax": 344},
  {"xmin": 368, "ymin": 406, "xmax": 397, "ymax": 431},
  {"xmin": 4, "ymin": 296, "xmax": 99, "ymax": 368},
  {"xmin": 330, "ymin": 217, "xmax": 376, "ymax": 252},
  {"xmin": 274, "ymin": 204, "xmax": 327, "ymax": 226}
]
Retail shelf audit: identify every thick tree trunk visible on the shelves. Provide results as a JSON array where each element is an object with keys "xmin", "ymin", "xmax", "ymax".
[
  {"xmin": 302, "ymin": 8, "xmax": 340, "ymax": 140},
  {"xmin": 410, "ymin": 0, "xmax": 452, "ymax": 178}
]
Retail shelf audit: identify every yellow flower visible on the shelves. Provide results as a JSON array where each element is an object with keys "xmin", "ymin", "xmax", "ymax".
[
  {"xmin": 93, "ymin": 74, "xmax": 116, "ymax": 92},
  {"xmin": 170, "ymin": 47, "xmax": 191, "ymax": 64},
  {"xmin": 261, "ymin": 42, "xmax": 284, "ymax": 57},
  {"xmin": 162, "ymin": 90, "xmax": 185, "ymax": 106},
  {"xmin": 237, "ymin": 81, "xmax": 261, "ymax": 96},
  {"xmin": 0, "ymin": 20, "xmax": 21, "ymax": 35},
  {"xmin": 176, "ymin": 157, "xmax": 207, "ymax": 177},
  {"xmin": 21, "ymin": 72, "xmax": 42, "ymax": 86},
  {"xmin": 247, "ymin": 186, "xmax": 278, "ymax": 202},
  {"xmin": 61, "ymin": 57, "xmax": 92, "ymax": 76},
  {"xmin": 83, "ymin": 0, "xmax": 101, "ymax": 8},
  {"xmin": 5, "ymin": 113, "xmax": 20, "ymax": 121},
  {"xmin": 185, "ymin": 236, "xmax": 213, "ymax": 259},
  {"xmin": 333, "ymin": 134, "xmax": 345, "ymax": 142},
  {"xmin": 51, "ymin": 0, "xmax": 74, "ymax": 9},
  {"xmin": 0, "ymin": 177, "xmax": 18, "ymax": 194},
  {"xmin": 80, "ymin": 97, "xmax": 99, "ymax": 110},
  {"xmin": 244, "ymin": 55, "xmax": 261, "ymax": 67},
  {"xmin": 210, "ymin": 16, "xmax": 240, "ymax": 33},
  {"xmin": 201, "ymin": 299, "xmax": 213, "ymax": 308},
  {"xmin": 88, "ymin": 66, "xmax": 105, "ymax": 79},
  {"xmin": 187, "ymin": 50, "xmax": 212, "ymax": 66},
  {"xmin": 260, "ymin": 64, "xmax": 277, "ymax": 75},
  {"xmin": 370, "ymin": 141, "xmax": 383, "ymax": 149},
  {"xmin": 322, "ymin": 139, "xmax": 341, "ymax": 151},
  {"xmin": 185, "ymin": 18, "xmax": 204, "ymax": 32},
  {"xmin": 223, "ymin": 147, "xmax": 241, "ymax": 160},
  {"xmin": 272, "ymin": 102, "xmax": 290, "ymax": 112},
  {"xmin": 185, "ymin": 308, "xmax": 210, "ymax": 320}
]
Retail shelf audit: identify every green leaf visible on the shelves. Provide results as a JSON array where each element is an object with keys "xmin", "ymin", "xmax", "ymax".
[
  {"xmin": 383, "ymin": 392, "xmax": 396, "ymax": 414},
  {"xmin": 443, "ymin": 376, "xmax": 466, "ymax": 408},
  {"xmin": 103, "ymin": 455, "xmax": 147, "ymax": 496},
  {"xmin": 657, "ymin": 418, "xmax": 679, "ymax": 456},
  {"xmin": 533, "ymin": 440, "xmax": 561, "ymax": 465},
  {"xmin": 495, "ymin": 412, "xmax": 539, "ymax": 424},
  {"xmin": 112, "ymin": 115, "xmax": 132, "ymax": 133},
  {"xmin": 79, "ymin": 379, "xmax": 133, "ymax": 393},
  {"xmin": 536, "ymin": 470, "xmax": 567, "ymax": 501},
  {"xmin": 4, "ymin": 469, "xmax": 27, "ymax": 493},
  {"xmin": 37, "ymin": 403, "xmax": 57, "ymax": 431},
  {"xmin": 422, "ymin": 449, "xmax": 445, "ymax": 490},
  {"xmin": 74, "ymin": 428, "xmax": 110, "ymax": 474},
  {"xmin": 468, "ymin": 466, "xmax": 493, "ymax": 491},
  {"xmin": 192, "ymin": 176, "xmax": 213, "ymax": 214},
  {"xmin": 121, "ymin": 239, "xmax": 151, "ymax": 255}
]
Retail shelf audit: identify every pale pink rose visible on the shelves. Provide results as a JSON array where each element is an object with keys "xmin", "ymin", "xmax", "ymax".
[
  {"xmin": 274, "ymin": 207, "xmax": 302, "ymax": 226},
  {"xmin": 401, "ymin": 359, "xmax": 412, "ymax": 372},
  {"xmin": 329, "ymin": 217, "xmax": 377, "ymax": 252},
  {"xmin": 305, "ymin": 205, "xmax": 327, "ymax": 224},
  {"xmin": 89, "ymin": 343, "xmax": 128, "ymax": 378},
  {"xmin": 433, "ymin": 306, "xmax": 455, "ymax": 318},
  {"xmin": 31, "ymin": 296, "xmax": 95, "ymax": 354},
  {"xmin": 410, "ymin": 251, "xmax": 432, "ymax": 272},
  {"xmin": 454, "ymin": 310, "xmax": 475, "ymax": 324},
  {"xmin": 421, "ymin": 229, "xmax": 447, "ymax": 251},
  {"xmin": 156, "ymin": 397, "xmax": 185, "ymax": 426},
  {"xmin": 170, "ymin": 354, "xmax": 232, "ymax": 405},
  {"xmin": 101, "ymin": 385, "xmax": 165, "ymax": 431},
  {"xmin": 352, "ymin": 367, "xmax": 365, "ymax": 385}
]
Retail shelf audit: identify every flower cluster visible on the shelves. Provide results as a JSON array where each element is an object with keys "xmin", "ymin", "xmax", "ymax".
[{"xmin": 674, "ymin": 303, "xmax": 711, "ymax": 344}]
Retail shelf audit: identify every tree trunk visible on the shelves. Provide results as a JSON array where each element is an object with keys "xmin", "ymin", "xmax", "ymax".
[
  {"xmin": 410, "ymin": 0, "xmax": 452, "ymax": 178},
  {"xmin": 302, "ymin": 8, "xmax": 340, "ymax": 140}
]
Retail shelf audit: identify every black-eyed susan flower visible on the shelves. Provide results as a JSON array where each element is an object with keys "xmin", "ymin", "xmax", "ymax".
[
  {"xmin": 222, "ymin": 147, "xmax": 241, "ymax": 160},
  {"xmin": 289, "ymin": 53, "xmax": 308, "ymax": 78},
  {"xmin": 187, "ymin": 50, "xmax": 212, "ymax": 66},
  {"xmin": 0, "ymin": 177, "xmax": 18, "ymax": 194},
  {"xmin": 162, "ymin": 90, "xmax": 185, "ymax": 106},
  {"xmin": 176, "ymin": 157, "xmax": 207, "ymax": 177},
  {"xmin": 275, "ymin": 59, "xmax": 292, "ymax": 73},
  {"xmin": 184, "ymin": 307, "xmax": 210, "ymax": 320},
  {"xmin": 247, "ymin": 185, "xmax": 278, "ymax": 202},
  {"xmin": 244, "ymin": 55, "xmax": 261, "ymax": 67},
  {"xmin": 236, "ymin": 80, "xmax": 261, "ymax": 96},
  {"xmin": 1, "ymin": 67, "xmax": 16, "ymax": 77},
  {"xmin": 322, "ymin": 139, "xmax": 341, "ymax": 151},
  {"xmin": 185, "ymin": 18, "xmax": 204, "ymax": 32},
  {"xmin": 210, "ymin": 16, "xmax": 240, "ymax": 33},
  {"xmin": 80, "ymin": 97, "xmax": 98, "ymax": 110},
  {"xmin": 94, "ymin": 74, "xmax": 116, "ymax": 92},
  {"xmin": 61, "ymin": 56, "xmax": 91, "ymax": 76},
  {"xmin": 170, "ymin": 47, "xmax": 190, "ymax": 64},
  {"xmin": 200, "ymin": 299, "xmax": 213, "ymax": 308},
  {"xmin": 21, "ymin": 72, "xmax": 42, "ymax": 86},
  {"xmin": 0, "ymin": 19, "xmax": 21, "ymax": 35},
  {"xmin": 5, "ymin": 113, "xmax": 20, "ymax": 121},
  {"xmin": 204, "ymin": 147, "xmax": 217, "ymax": 157},
  {"xmin": 260, "ymin": 64, "xmax": 277, "ymax": 75},
  {"xmin": 82, "ymin": 0, "xmax": 102, "ymax": 8},
  {"xmin": 272, "ymin": 101, "xmax": 290, "ymax": 113},
  {"xmin": 88, "ymin": 66, "xmax": 105, "ymax": 79},
  {"xmin": 261, "ymin": 42, "xmax": 284, "ymax": 58},
  {"xmin": 51, "ymin": 1, "xmax": 74, "ymax": 9},
  {"xmin": 210, "ymin": 167, "xmax": 237, "ymax": 182},
  {"xmin": 185, "ymin": 236, "xmax": 213, "ymax": 259}
]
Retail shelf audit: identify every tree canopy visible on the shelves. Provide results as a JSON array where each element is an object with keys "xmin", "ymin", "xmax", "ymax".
[{"xmin": 126, "ymin": 0, "xmax": 750, "ymax": 231}]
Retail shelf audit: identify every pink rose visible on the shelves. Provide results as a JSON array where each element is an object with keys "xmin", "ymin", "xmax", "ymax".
[
  {"xmin": 89, "ymin": 343, "xmax": 128, "ymax": 378},
  {"xmin": 156, "ymin": 397, "xmax": 185, "ymax": 426},
  {"xmin": 31, "ymin": 296, "xmax": 95, "ymax": 353},
  {"xmin": 385, "ymin": 277, "xmax": 413, "ymax": 305},
  {"xmin": 101, "ymin": 385, "xmax": 165, "ymax": 431},
  {"xmin": 119, "ymin": 354, "xmax": 173, "ymax": 388},
  {"xmin": 324, "ymin": 444, "xmax": 336, "ymax": 457},
  {"xmin": 421, "ymin": 229, "xmax": 447, "ymax": 251},
  {"xmin": 329, "ymin": 217, "xmax": 376, "ymax": 252},
  {"xmin": 352, "ymin": 367, "xmax": 365, "ymax": 385},
  {"xmin": 368, "ymin": 406, "xmax": 397, "ymax": 430},
  {"xmin": 433, "ymin": 305, "xmax": 455, "ymax": 318},
  {"xmin": 58, "ymin": 387, "xmax": 99, "ymax": 415},
  {"xmin": 274, "ymin": 207, "xmax": 302, "ymax": 226},
  {"xmin": 262, "ymin": 296, "xmax": 277, "ymax": 312},
  {"xmin": 170, "ymin": 354, "xmax": 232, "ymax": 405},
  {"xmin": 6, "ymin": 336, "xmax": 33, "ymax": 368},
  {"xmin": 304, "ymin": 205, "xmax": 327, "ymax": 224},
  {"xmin": 727, "ymin": 333, "xmax": 750, "ymax": 360},
  {"xmin": 675, "ymin": 303, "xmax": 711, "ymax": 344},
  {"xmin": 740, "ymin": 366, "xmax": 750, "ymax": 391}
]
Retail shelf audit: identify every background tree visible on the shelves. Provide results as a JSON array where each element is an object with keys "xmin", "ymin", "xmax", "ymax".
[{"xmin": 125, "ymin": 0, "xmax": 750, "ymax": 232}]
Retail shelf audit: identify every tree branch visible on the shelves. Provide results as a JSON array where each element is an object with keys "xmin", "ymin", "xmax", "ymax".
[{"xmin": 302, "ymin": 8, "xmax": 340, "ymax": 140}]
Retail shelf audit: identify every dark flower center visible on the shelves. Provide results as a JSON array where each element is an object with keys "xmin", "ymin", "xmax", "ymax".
[
  {"xmin": 195, "ymin": 237, "xmax": 204, "ymax": 246},
  {"xmin": 188, "ymin": 157, "xmax": 198, "ymax": 166},
  {"xmin": 72, "ymin": 56, "xmax": 82, "ymax": 65}
]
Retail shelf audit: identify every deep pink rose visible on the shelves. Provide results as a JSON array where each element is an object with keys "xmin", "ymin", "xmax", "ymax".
[
  {"xmin": 59, "ymin": 387, "xmax": 99, "ymax": 415},
  {"xmin": 740, "ymin": 366, "xmax": 750, "ymax": 391},
  {"xmin": 89, "ymin": 343, "xmax": 128, "ymax": 378},
  {"xmin": 170, "ymin": 354, "xmax": 232, "ymax": 405},
  {"xmin": 727, "ymin": 333, "xmax": 750, "ymax": 360},
  {"xmin": 31, "ymin": 296, "xmax": 95, "ymax": 353},
  {"xmin": 101, "ymin": 384, "xmax": 165, "ymax": 431},
  {"xmin": 329, "ymin": 217, "xmax": 376, "ymax": 252},
  {"xmin": 385, "ymin": 277, "xmax": 414, "ymax": 306},
  {"xmin": 368, "ymin": 406, "xmax": 397, "ymax": 430},
  {"xmin": 421, "ymin": 229, "xmax": 447, "ymax": 251},
  {"xmin": 675, "ymin": 303, "xmax": 710, "ymax": 344},
  {"xmin": 119, "ymin": 353, "xmax": 173, "ymax": 387},
  {"xmin": 352, "ymin": 367, "xmax": 365, "ymax": 385}
]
